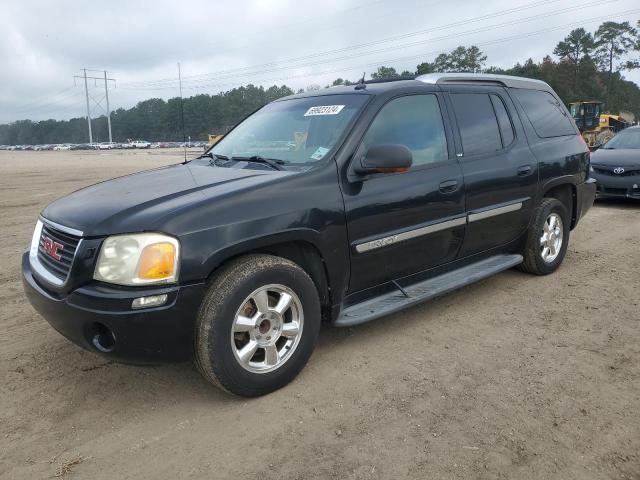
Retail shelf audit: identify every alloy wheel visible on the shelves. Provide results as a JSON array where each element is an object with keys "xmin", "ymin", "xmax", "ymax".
[{"xmin": 230, "ymin": 284, "xmax": 304, "ymax": 374}]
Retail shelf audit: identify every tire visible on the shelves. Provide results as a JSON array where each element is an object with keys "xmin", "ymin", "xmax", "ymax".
[
  {"xmin": 518, "ymin": 198, "xmax": 570, "ymax": 275},
  {"xmin": 194, "ymin": 254, "xmax": 321, "ymax": 397}
]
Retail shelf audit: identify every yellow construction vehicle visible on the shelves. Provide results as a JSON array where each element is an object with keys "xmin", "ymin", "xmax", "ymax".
[{"xmin": 569, "ymin": 101, "xmax": 633, "ymax": 147}]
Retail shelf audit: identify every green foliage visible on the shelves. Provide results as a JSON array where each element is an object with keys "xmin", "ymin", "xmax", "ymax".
[
  {"xmin": 415, "ymin": 62, "xmax": 434, "ymax": 75},
  {"xmin": 0, "ymin": 84, "xmax": 294, "ymax": 144},
  {"xmin": 594, "ymin": 21, "xmax": 637, "ymax": 74},
  {"xmin": 554, "ymin": 28, "xmax": 595, "ymax": 64},
  {"xmin": 417, "ymin": 45, "xmax": 486, "ymax": 73},
  {"xmin": 370, "ymin": 66, "xmax": 399, "ymax": 79}
]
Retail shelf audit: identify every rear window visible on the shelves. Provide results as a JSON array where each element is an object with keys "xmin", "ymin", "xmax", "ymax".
[
  {"xmin": 450, "ymin": 93, "xmax": 502, "ymax": 156},
  {"xmin": 512, "ymin": 89, "xmax": 576, "ymax": 138}
]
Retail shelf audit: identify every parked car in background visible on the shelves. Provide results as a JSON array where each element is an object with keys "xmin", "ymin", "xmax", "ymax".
[
  {"xmin": 70, "ymin": 143, "xmax": 95, "ymax": 150},
  {"xmin": 98, "ymin": 142, "xmax": 116, "ymax": 150},
  {"xmin": 590, "ymin": 126, "xmax": 640, "ymax": 199},
  {"xmin": 53, "ymin": 144, "xmax": 72, "ymax": 151},
  {"xmin": 130, "ymin": 140, "xmax": 151, "ymax": 149}
]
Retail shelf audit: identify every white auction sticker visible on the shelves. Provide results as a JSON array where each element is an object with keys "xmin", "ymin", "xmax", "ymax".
[
  {"xmin": 304, "ymin": 105, "xmax": 345, "ymax": 116},
  {"xmin": 310, "ymin": 147, "xmax": 330, "ymax": 160}
]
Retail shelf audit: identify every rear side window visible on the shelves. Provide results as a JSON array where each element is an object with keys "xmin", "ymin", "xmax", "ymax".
[
  {"xmin": 512, "ymin": 89, "xmax": 576, "ymax": 138},
  {"xmin": 450, "ymin": 93, "xmax": 502, "ymax": 157},
  {"xmin": 490, "ymin": 94, "xmax": 515, "ymax": 147},
  {"xmin": 362, "ymin": 94, "xmax": 448, "ymax": 167}
]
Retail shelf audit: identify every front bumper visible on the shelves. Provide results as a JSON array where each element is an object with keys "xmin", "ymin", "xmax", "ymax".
[
  {"xmin": 591, "ymin": 172, "xmax": 640, "ymax": 199},
  {"xmin": 22, "ymin": 252, "xmax": 205, "ymax": 363}
]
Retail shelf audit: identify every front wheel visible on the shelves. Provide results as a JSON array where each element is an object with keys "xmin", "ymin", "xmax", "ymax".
[
  {"xmin": 519, "ymin": 198, "xmax": 570, "ymax": 275},
  {"xmin": 194, "ymin": 254, "xmax": 321, "ymax": 397}
]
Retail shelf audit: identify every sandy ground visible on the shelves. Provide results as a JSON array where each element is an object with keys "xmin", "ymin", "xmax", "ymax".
[{"xmin": 0, "ymin": 149, "xmax": 638, "ymax": 480}]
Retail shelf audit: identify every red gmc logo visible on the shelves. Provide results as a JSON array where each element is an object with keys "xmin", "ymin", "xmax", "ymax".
[{"xmin": 42, "ymin": 236, "xmax": 64, "ymax": 261}]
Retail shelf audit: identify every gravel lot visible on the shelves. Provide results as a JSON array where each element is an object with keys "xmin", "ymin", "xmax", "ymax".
[{"xmin": 1, "ymin": 149, "xmax": 639, "ymax": 479}]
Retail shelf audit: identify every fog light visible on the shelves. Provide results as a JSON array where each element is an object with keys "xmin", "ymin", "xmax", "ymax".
[{"xmin": 132, "ymin": 294, "xmax": 168, "ymax": 309}]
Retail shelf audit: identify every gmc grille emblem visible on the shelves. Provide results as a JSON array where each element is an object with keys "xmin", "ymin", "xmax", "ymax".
[{"xmin": 42, "ymin": 236, "xmax": 64, "ymax": 261}]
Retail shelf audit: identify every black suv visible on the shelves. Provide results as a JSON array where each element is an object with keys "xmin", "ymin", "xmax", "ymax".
[{"xmin": 22, "ymin": 74, "xmax": 596, "ymax": 397}]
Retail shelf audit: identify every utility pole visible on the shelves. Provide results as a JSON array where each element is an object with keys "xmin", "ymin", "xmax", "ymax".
[
  {"xmin": 178, "ymin": 62, "xmax": 187, "ymax": 162},
  {"xmin": 74, "ymin": 69, "xmax": 116, "ymax": 144},
  {"xmin": 104, "ymin": 70, "xmax": 112, "ymax": 143},
  {"xmin": 83, "ymin": 68, "xmax": 92, "ymax": 144}
]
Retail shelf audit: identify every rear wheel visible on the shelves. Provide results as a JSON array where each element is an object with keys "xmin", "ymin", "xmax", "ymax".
[
  {"xmin": 519, "ymin": 198, "xmax": 570, "ymax": 275},
  {"xmin": 194, "ymin": 254, "xmax": 321, "ymax": 397}
]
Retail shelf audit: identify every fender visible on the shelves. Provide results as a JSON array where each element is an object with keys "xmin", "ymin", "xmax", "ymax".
[
  {"xmin": 540, "ymin": 174, "xmax": 579, "ymax": 196},
  {"xmin": 198, "ymin": 227, "xmax": 349, "ymax": 310}
]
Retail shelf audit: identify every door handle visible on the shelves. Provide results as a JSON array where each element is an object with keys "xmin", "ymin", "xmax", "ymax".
[
  {"xmin": 517, "ymin": 165, "xmax": 533, "ymax": 176},
  {"xmin": 439, "ymin": 179, "xmax": 458, "ymax": 193}
]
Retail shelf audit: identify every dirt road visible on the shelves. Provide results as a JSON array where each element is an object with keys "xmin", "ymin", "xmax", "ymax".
[{"xmin": 1, "ymin": 150, "xmax": 638, "ymax": 479}]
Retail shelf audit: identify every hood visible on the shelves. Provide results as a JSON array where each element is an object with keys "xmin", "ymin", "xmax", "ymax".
[
  {"xmin": 590, "ymin": 148, "xmax": 640, "ymax": 168},
  {"xmin": 41, "ymin": 162, "xmax": 293, "ymax": 236}
]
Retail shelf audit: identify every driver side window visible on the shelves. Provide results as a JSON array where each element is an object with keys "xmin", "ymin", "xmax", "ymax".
[{"xmin": 361, "ymin": 95, "xmax": 449, "ymax": 168}]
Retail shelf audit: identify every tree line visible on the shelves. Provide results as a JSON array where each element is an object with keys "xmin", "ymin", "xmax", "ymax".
[{"xmin": 1, "ymin": 20, "xmax": 639, "ymax": 146}]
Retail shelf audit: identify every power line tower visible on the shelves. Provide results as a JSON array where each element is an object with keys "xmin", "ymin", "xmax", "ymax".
[{"xmin": 74, "ymin": 69, "xmax": 116, "ymax": 143}]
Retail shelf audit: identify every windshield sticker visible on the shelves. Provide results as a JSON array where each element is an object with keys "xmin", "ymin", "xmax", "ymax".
[
  {"xmin": 310, "ymin": 147, "xmax": 330, "ymax": 160},
  {"xmin": 304, "ymin": 105, "xmax": 345, "ymax": 116}
]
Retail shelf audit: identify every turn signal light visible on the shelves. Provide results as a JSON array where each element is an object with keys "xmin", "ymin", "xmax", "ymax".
[{"xmin": 137, "ymin": 243, "xmax": 177, "ymax": 280}]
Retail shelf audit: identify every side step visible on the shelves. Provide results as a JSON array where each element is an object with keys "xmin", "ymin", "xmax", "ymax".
[{"xmin": 335, "ymin": 254, "xmax": 523, "ymax": 327}]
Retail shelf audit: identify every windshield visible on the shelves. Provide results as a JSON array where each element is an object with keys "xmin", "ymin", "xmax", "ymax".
[
  {"xmin": 570, "ymin": 104, "xmax": 580, "ymax": 117},
  {"xmin": 570, "ymin": 103, "xmax": 600, "ymax": 119},
  {"xmin": 602, "ymin": 129, "xmax": 640, "ymax": 149},
  {"xmin": 208, "ymin": 94, "xmax": 368, "ymax": 170}
]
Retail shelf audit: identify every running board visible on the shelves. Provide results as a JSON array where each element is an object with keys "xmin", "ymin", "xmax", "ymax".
[{"xmin": 335, "ymin": 254, "xmax": 523, "ymax": 327}]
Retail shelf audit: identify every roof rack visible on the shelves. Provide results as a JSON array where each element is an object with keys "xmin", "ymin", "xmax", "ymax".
[
  {"xmin": 363, "ymin": 75, "xmax": 416, "ymax": 84},
  {"xmin": 415, "ymin": 73, "xmax": 552, "ymax": 92}
]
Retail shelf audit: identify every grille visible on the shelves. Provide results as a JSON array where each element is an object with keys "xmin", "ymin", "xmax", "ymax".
[
  {"xmin": 37, "ymin": 223, "xmax": 80, "ymax": 280},
  {"xmin": 593, "ymin": 166, "xmax": 640, "ymax": 177}
]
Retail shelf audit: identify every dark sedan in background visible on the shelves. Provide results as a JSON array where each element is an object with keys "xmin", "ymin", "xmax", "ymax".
[{"xmin": 591, "ymin": 126, "xmax": 640, "ymax": 199}]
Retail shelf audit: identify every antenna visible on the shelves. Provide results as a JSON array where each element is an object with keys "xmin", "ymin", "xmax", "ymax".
[
  {"xmin": 178, "ymin": 62, "xmax": 187, "ymax": 163},
  {"xmin": 355, "ymin": 72, "xmax": 367, "ymax": 90}
]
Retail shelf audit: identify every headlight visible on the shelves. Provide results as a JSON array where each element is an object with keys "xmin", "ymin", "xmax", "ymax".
[{"xmin": 94, "ymin": 233, "xmax": 179, "ymax": 286}]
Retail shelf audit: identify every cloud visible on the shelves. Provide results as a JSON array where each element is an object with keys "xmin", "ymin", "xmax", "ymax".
[{"xmin": 0, "ymin": 0, "xmax": 638, "ymax": 123}]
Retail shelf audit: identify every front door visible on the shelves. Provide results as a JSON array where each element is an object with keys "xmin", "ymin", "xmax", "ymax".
[
  {"xmin": 445, "ymin": 87, "xmax": 538, "ymax": 257},
  {"xmin": 341, "ymin": 93, "xmax": 465, "ymax": 294}
]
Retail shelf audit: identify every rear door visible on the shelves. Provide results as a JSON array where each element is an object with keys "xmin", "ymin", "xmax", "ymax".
[
  {"xmin": 445, "ymin": 86, "xmax": 538, "ymax": 257},
  {"xmin": 341, "ymin": 92, "xmax": 465, "ymax": 294}
]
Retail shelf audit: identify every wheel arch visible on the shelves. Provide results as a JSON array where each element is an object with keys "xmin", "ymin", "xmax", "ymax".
[
  {"xmin": 202, "ymin": 231, "xmax": 334, "ymax": 321},
  {"xmin": 541, "ymin": 179, "xmax": 577, "ymax": 229}
]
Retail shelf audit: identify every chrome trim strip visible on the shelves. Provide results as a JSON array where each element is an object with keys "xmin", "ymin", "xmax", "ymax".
[
  {"xmin": 468, "ymin": 202, "xmax": 522, "ymax": 223},
  {"xmin": 355, "ymin": 216, "xmax": 466, "ymax": 253},
  {"xmin": 29, "ymin": 220, "xmax": 64, "ymax": 286},
  {"xmin": 39, "ymin": 216, "xmax": 84, "ymax": 237},
  {"xmin": 29, "ymin": 219, "xmax": 82, "ymax": 287}
]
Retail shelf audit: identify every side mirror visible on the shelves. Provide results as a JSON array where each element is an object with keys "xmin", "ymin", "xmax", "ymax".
[{"xmin": 355, "ymin": 144, "xmax": 412, "ymax": 175}]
